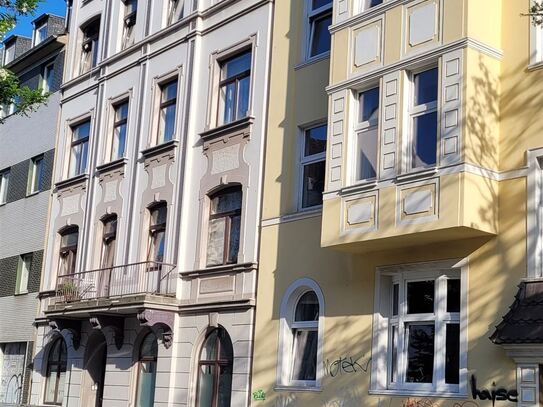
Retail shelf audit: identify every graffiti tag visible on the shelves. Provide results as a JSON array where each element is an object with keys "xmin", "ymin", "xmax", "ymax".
[
  {"xmin": 471, "ymin": 375, "xmax": 518, "ymax": 406},
  {"xmin": 323, "ymin": 355, "xmax": 371, "ymax": 377}
]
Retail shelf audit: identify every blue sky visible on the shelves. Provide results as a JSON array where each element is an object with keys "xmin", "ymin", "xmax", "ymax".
[{"xmin": 2, "ymin": 0, "xmax": 66, "ymax": 39}]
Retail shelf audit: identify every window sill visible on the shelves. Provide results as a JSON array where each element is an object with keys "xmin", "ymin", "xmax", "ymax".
[
  {"xmin": 274, "ymin": 385, "xmax": 322, "ymax": 393},
  {"xmin": 528, "ymin": 61, "xmax": 543, "ymax": 71},
  {"xmin": 55, "ymin": 173, "xmax": 89, "ymax": 190},
  {"xmin": 26, "ymin": 190, "xmax": 41, "ymax": 198},
  {"xmin": 14, "ymin": 291, "xmax": 28, "ymax": 296},
  {"xmin": 200, "ymin": 116, "xmax": 254, "ymax": 140},
  {"xmin": 340, "ymin": 180, "xmax": 378, "ymax": 195},
  {"xmin": 294, "ymin": 52, "xmax": 330, "ymax": 71},
  {"xmin": 396, "ymin": 167, "xmax": 438, "ymax": 184},
  {"xmin": 141, "ymin": 139, "xmax": 179, "ymax": 158},
  {"xmin": 180, "ymin": 262, "xmax": 257, "ymax": 277},
  {"xmin": 96, "ymin": 157, "xmax": 128, "ymax": 174},
  {"xmin": 369, "ymin": 389, "xmax": 466, "ymax": 398}
]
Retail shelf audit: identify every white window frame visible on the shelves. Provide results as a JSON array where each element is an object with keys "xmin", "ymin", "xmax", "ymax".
[
  {"xmin": 530, "ymin": 1, "xmax": 543, "ymax": 66},
  {"xmin": 358, "ymin": 0, "xmax": 384, "ymax": 13},
  {"xmin": 371, "ymin": 259, "xmax": 468, "ymax": 397},
  {"xmin": 34, "ymin": 22, "xmax": 48, "ymax": 46},
  {"xmin": 298, "ymin": 123, "xmax": 327, "ymax": 211},
  {"xmin": 353, "ymin": 85, "xmax": 380, "ymax": 183},
  {"xmin": 0, "ymin": 169, "xmax": 9, "ymax": 204},
  {"xmin": 277, "ymin": 278, "xmax": 325, "ymax": 390},
  {"xmin": 16, "ymin": 254, "xmax": 31, "ymax": 295},
  {"xmin": 28, "ymin": 155, "xmax": 45, "ymax": 195},
  {"xmin": 407, "ymin": 65, "xmax": 439, "ymax": 171},
  {"xmin": 41, "ymin": 62, "xmax": 55, "ymax": 94},
  {"xmin": 3, "ymin": 43, "xmax": 15, "ymax": 64},
  {"xmin": 303, "ymin": 0, "xmax": 332, "ymax": 62},
  {"xmin": 528, "ymin": 148, "xmax": 543, "ymax": 279}
]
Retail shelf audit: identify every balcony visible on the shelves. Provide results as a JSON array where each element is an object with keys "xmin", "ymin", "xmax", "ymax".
[{"xmin": 45, "ymin": 261, "xmax": 178, "ymax": 316}]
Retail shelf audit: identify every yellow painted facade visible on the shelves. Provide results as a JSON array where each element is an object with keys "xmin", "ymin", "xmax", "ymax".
[{"xmin": 252, "ymin": 0, "xmax": 543, "ymax": 406}]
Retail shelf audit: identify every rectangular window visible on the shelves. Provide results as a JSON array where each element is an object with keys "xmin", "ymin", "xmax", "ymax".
[
  {"xmin": 206, "ymin": 187, "xmax": 242, "ymax": 267},
  {"xmin": 41, "ymin": 62, "xmax": 55, "ymax": 93},
  {"xmin": 360, "ymin": 0, "xmax": 383, "ymax": 12},
  {"xmin": 376, "ymin": 270, "xmax": 462, "ymax": 394},
  {"xmin": 34, "ymin": 22, "xmax": 48, "ymax": 45},
  {"xmin": 28, "ymin": 155, "xmax": 45, "ymax": 194},
  {"xmin": 110, "ymin": 100, "xmax": 129, "ymax": 161},
  {"xmin": 122, "ymin": 0, "xmax": 137, "ymax": 50},
  {"xmin": 410, "ymin": 67, "xmax": 438, "ymax": 169},
  {"xmin": 0, "ymin": 169, "xmax": 9, "ymax": 204},
  {"xmin": 157, "ymin": 80, "xmax": 178, "ymax": 144},
  {"xmin": 59, "ymin": 228, "xmax": 78, "ymax": 276},
  {"xmin": 148, "ymin": 204, "xmax": 167, "ymax": 263},
  {"xmin": 69, "ymin": 120, "xmax": 90, "ymax": 178},
  {"xmin": 300, "ymin": 125, "xmax": 327, "ymax": 209},
  {"xmin": 355, "ymin": 87, "xmax": 380, "ymax": 181},
  {"xmin": 4, "ymin": 44, "xmax": 15, "ymax": 64},
  {"xmin": 80, "ymin": 19, "xmax": 100, "ymax": 74},
  {"xmin": 16, "ymin": 254, "xmax": 32, "ymax": 295},
  {"xmin": 307, "ymin": 0, "xmax": 332, "ymax": 59},
  {"xmin": 218, "ymin": 50, "xmax": 251, "ymax": 125}
]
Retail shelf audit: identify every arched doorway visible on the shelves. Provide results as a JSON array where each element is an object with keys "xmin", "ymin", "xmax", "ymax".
[{"xmin": 83, "ymin": 332, "xmax": 107, "ymax": 407}]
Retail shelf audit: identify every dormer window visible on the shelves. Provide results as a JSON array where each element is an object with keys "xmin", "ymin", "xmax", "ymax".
[
  {"xmin": 34, "ymin": 22, "xmax": 48, "ymax": 46},
  {"xmin": 79, "ymin": 19, "xmax": 100, "ymax": 74},
  {"xmin": 122, "ymin": 0, "xmax": 137, "ymax": 50},
  {"xmin": 3, "ymin": 43, "xmax": 15, "ymax": 64}
]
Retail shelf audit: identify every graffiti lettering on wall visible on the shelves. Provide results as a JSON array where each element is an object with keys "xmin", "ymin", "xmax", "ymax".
[
  {"xmin": 323, "ymin": 354, "xmax": 372, "ymax": 378},
  {"xmin": 402, "ymin": 398, "xmax": 439, "ymax": 407},
  {"xmin": 453, "ymin": 402, "xmax": 480, "ymax": 407},
  {"xmin": 470, "ymin": 375, "xmax": 518, "ymax": 406}
]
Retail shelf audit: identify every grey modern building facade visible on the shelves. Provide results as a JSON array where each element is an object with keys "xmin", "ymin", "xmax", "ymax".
[{"xmin": 0, "ymin": 13, "xmax": 66, "ymax": 406}]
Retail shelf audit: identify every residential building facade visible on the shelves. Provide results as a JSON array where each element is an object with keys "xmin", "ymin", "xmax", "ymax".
[
  {"xmin": 30, "ymin": 0, "xmax": 272, "ymax": 406},
  {"xmin": 0, "ymin": 14, "xmax": 66, "ymax": 406},
  {"xmin": 251, "ymin": 0, "xmax": 543, "ymax": 406}
]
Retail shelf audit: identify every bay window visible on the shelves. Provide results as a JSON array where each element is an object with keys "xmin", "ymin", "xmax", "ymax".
[
  {"xmin": 410, "ymin": 67, "xmax": 438, "ymax": 169},
  {"xmin": 218, "ymin": 50, "xmax": 251, "ymax": 125},
  {"xmin": 355, "ymin": 87, "xmax": 380, "ymax": 181},
  {"xmin": 372, "ymin": 263, "xmax": 465, "ymax": 395},
  {"xmin": 68, "ymin": 120, "xmax": 90, "ymax": 177},
  {"xmin": 307, "ymin": 0, "xmax": 332, "ymax": 58}
]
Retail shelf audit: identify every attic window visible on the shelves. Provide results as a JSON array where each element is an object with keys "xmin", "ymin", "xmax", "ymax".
[
  {"xmin": 34, "ymin": 22, "xmax": 48, "ymax": 46},
  {"xmin": 4, "ymin": 43, "xmax": 15, "ymax": 64}
]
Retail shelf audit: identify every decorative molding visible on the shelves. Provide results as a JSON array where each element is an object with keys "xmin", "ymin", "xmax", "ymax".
[
  {"xmin": 89, "ymin": 315, "xmax": 125, "ymax": 350},
  {"xmin": 200, "ymin": 116, "xmax": 253, "ymax": 142},
  {"xmin": 49, "ymin": 319, "xmax": 81, "ymax": 350},
  {"xmin": 137, "ymin": 309, "xmax": 174, "ymax": 348},
  {"xmin": 95, "ymin": 157, "xmax": 128, "ymax": 175},
  {"xmin": 261, "ymin": 209, "xmax": 322, "ymax": 227},
  {"xmin": 141, "ymin": 139, "xmax": 179, "ymax": 159},
  {"xmin": 54, "ymin": 173, "xmax": 89, "ymax": 192}
]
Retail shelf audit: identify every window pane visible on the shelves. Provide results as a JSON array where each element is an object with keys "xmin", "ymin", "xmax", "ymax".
[
  {"xmin": 112, "ymin": 123, "xmax": 127, "ymax": 159},
  {"xmin": 447, "ymin": 279, "xmax": 461, "ymax": 313},
  {"xmin": 304, "ymin": 125, "xmax": 327, "ymax": 156},
  {"xmin": 197, "ymin": 365, "xmax": 215, "ymax": 407},
  {"xmin": 211, "ymin": 190, "xmax": 242, "ymax": 215},
  {"xmin": 140, "ymin": 333, "xmax": 158, "ymax": 359},
  {"xmin": 218, "ymin": 365, "xmax": 233, "ymax": 407},
  {"xmin": 228, "ymin": 214, "xmax": 241, "ymax": 264},
  {"xmin": 73, "ymin": 121, "xmax": 90, "ymax": 141},
  {"xmin": 151, "ymin": 205, "xmax": 167, "ymax": 226},
  {"xmin": 368, "ymin": 0, "xmax": 383, "ymax": 7},
  {"xmin": 412, "ymin": 111, "xmax": 437, "ymax": 168},
  {"xmin": 61, "ymin": 230, "xmax": 79, "ymax": 248},
  {"xmin": 206, "ymin": 217, "xmax": 226, "ymax": 266},
  {"xmin": 291, "ymin": 329, "xmax": 318, "ymax": 381},
  {"xmin": 406, "ymin": 323, "xmax": 434, "ymax": 383},
  {"xmin": 302, "ymin": 161, "xmax": 325, "ymax": 208},
  {"xmin": 407, "ymin": 280, "xmax": 434, "ymax": 314},
  {"xmin": 219, "ymin": 330, "xmax": 233, "ymax": 361},
  {"xmin": 220, "ymin": 82, "xmax": 236, "ymax": 125},
  {"xmin": 137, "ymin": 361, "xmax": 156, "ymax": 407},
  {"xmin": 159, "ymin": 103, "xmax": 176, "ymax": 142},
  {"xmin": 162, "ymin": 81, "xmax": 177, "ymax": 103},
  {"xmin": 310, "ymin": 14, "xmax": 332, "ymax": 57},
  {"xmin": 445, "ymin": 323, "xmax": 460, "ymax": 384},
  {"xmin": 150, "ymin": 230, "xmax": 165, "ymax": 262},
  {"xmin": 45, "ymin": 365, "xmax": 59, "ymax": 403},
  {"xmin": 391, "ymin": 325, "xmax": 398, "ymax": 383},
  {"xmin": 237, "ymin": 75, "xmax": 250, "ymax": 120},
  {"xmin": 312, "ymin": 0, "xmax": 331, "ymax": 9},
  {"xmin": 201, "ymin": 330, "xmax": 218, "ymax": 361},
  {"xmin": 392, "ymin": 284, "xmax": 399, "ymax": 316},
  {"xmin": 359, "ymin": 87, "xmax": 379, "ymax": 122},
  {"xmin": 295, "ymin": 291, "xmax": 319, "ymax": 321},
  {"xmin": 357, "ymin": 127, "xmax": 378, "ymax": 180},
  {"xmin": 222, "ymin": 51, "xmax": 251, "ymax": 80},
  {"xmin": 0, "ymin": 171, "xmax": 8, "ymax": 203},
  {"xmin": 414, "ymin": 68, "xmax": 438, "ymax": 105}
]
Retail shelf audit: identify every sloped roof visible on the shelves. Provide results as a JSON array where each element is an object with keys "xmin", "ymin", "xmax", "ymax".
[{"xmin": 491, "ymin": 281, "xmax": 543, "ymax": 344}]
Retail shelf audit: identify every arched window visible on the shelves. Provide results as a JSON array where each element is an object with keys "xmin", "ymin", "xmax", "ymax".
[
  {"xmin": 206, "ymin": 187, "xmax": 242, "ymax": 266},
  {"xmin": 59, "ymin": 226, "xmax": 79, "ymax": 276},
  {"xmin": 278, "ymin": 279, "xmax": 324, "ymax": 389},
  {"xmin": 44, "ymin": 337, "xmax": 67, "ymax": 405},
  {"xmin": 196, "ymin": 328, "xmax": 233, "ymax": 407},
  {"xmin": 135, "ymin": 332, "xmax": 158, "ymax": 407}
]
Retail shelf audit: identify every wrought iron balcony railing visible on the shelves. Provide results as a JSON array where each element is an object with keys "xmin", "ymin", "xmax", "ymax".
[{"xmin": 55, "ymin": 261, "xmax": 177, "ymax": 303}]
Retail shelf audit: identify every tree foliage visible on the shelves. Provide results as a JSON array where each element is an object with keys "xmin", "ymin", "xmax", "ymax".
[
  {"xmin": 526, "ymin": 1, "xmax": 543, "ymax": 26},
  {"xmin": 0, "ymin": 0, "xmax": 49, "ymax": 124}
]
